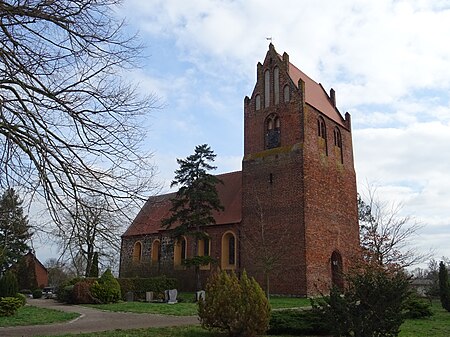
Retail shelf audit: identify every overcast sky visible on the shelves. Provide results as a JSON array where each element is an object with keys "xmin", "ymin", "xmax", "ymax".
[{"xmin": 31, "ymin": 0, "xmax": 450, "ymax": 269}]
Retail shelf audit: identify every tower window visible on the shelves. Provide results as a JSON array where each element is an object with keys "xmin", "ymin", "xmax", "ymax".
[
  {"xmin": 334, "ymin": 127, "xmax": 343, "ymax": 164},
  {"xmin": 255, "ymin": 94, "xmax": 261, "ymax": 111},
  {"xmin": 284, "ymin": 85, "xmax": 290, "ymax": 102},
  {"xmin": 265, "ymin": 114, "xmax": 280, "ymax": 149},
  {"xmin": 274, "ymin": 67, "xmax": 280, "ymax": 105},
  {"xmin": 317, "ymin": 117, "xmax": 328, "ymax": 156},
  {"xmin": 264, "ymin": 69, "xmax": 270, "ymax": 108}
]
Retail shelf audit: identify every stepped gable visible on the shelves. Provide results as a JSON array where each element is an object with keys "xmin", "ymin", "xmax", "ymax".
[{"xmin": 122, "ymin": 171, "xmax": 242, "ymax": 237}]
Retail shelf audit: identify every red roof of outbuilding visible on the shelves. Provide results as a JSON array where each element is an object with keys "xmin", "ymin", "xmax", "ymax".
[{"xmin": 122, "ymin": 171, "xmax": 242, "ymax": 237}]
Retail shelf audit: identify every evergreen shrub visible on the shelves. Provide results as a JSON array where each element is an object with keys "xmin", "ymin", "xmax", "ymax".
[
  {"xmin": 403, "ymin": 294, "xmax": 433, "ymax": 319},
  {"xmin": 0, "ymin": 271, "xmax": 19, "ymax": 297},
  {"xmin": 0, "ymin": 297, "xmax": 22, "ymax": 316},
  {"xmin": 117, "ymin": 276, "xmax": 178, "ymax": 300},
  {"xmin": 268, "ymin": 309, "xmax": 331, "ymax": 336},
  {"xmin": 90, "ymin": 269, "xmax": 121, "ymax": 303},
  {"xmin": 32, "ymin": 289, "xmax": 42, "ymax": 299},
  {"xmin": 14, "ymin": 292, "xmax": 27, "ymax": 307},
  {"xmin": 198, "ymin": 270, "xmax": 270, "ymax": 337}
]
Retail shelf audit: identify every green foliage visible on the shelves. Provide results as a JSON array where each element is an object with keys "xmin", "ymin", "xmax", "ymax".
[
  {"xmin": 439, "ymin": 261, "xmax": 450, "ymax": 312},
  {"xmin": 14, "ymin": 293, "xmax": 26, "ymax": 307},
  {"xmin": 90, "ymin": 269, "xmax": 121, "ymax": 304},
  {"xmin": 313, "ymin": 264, "xmax": 411, "ymax": 337},
  {"xmin": 268, "ymin": 309, "xmax": 331, "ymax": 335},
  {"xmin": 117, "ymin": 276, "xmax": 178, "ymax": 300},
  {"xmin": 58, "ymin": 285, "xmax": 75, "ymax": 304},
  {"xmin": 32, "ymin": 289, "xmax": 42, "ymax": 299},
  {"xmin": 182, "ymin": 256, "xmax": 216, "ymax": 268},
  {"xmin": 0, "ymin": 189, "xmax": 31, "ymax": 273},
  {"xmin": 0, "ymin": 271, "xmax": 19, "ymax": 297},
  {"xmin": 403, "ymin": 294, "xmax": 433, "ymax": 319},
  {"xmin": 73, "ymin": 280, "xmax": 97, "ymax": 304},
  {"xmin": 198, "ymin": 270, "xmax": 270, "ymax": 337},
  {"xmin": 15, "ymin": 254, "xmax": 38, "ymax": 290},
  {"xmin": 0, "ymin": 297, "xmax": 22, "ymax": 316}
]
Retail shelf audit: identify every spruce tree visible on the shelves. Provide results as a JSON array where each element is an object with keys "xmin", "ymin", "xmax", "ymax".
[
  {"xmin": 0, "ymin": 188, "xmax": 31, "ymax": 274},
  {"xmin": 162, "ymin": 144, "xmax": 223, "ymax": 290},
  {"xmin": 439, "ymin": 261, "xmax": 450, "ymax": 312}
]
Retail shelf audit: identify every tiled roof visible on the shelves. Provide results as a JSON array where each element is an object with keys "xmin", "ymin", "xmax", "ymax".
[
  {"xmin": 122, "ymin": 171, "xmax": 242, "ymax": 237},
  {"xmin": 279, "ymin": 53, "xmax": 345, "ymax": 127}
]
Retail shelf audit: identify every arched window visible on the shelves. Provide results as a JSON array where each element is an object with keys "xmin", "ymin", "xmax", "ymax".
[
  {"xmin": 151, "ymin": 239, "xmax": 160, "ymax": 265},
  {"xmin": 198, "ymin": 236, "xmax": 211, "ymax": 270},
  {"xmin": 274, "ymin": 67, "xmax": 280, "ymax": 105},
  {"xmin": 174, "ymin": 236, "xmax": 187, "ymax": 269},
  {"xmin": 333, "ymin": 127, "xmax": 343, "ymax": 164},
  {"xmin": 265, "ymin": 114, "xmax": 280, "ymax": 149},
  {"xmin": 255, "ymin": 94, "xmax": 261, "ymax": 111},
  {"xmin": 331, "ymin": 251, "xmax": 344, "ymax": 290},
  {"xmin": 132, "ymin": 241, "xmax": 142, "ymax": 263},
  {"xmin": 221, "ymin": 231, "xmax": 236, "ymax": 270},
  {"xmin": 283, "ymin": 85, "xmax": 290, "ymax": 103},
  {"xmin": 264, "ymin": 69, "xmax": 270, "ymax": 108},
  {"xmin": 317, "ymin": 117, "xmax": 328, "ymax": 156}
]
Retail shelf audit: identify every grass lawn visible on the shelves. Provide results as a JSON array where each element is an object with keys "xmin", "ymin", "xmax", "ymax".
[
  {"xmin": 85, "ymin": 294, "xmax": 311, "ymax": 316},
  {"xmin": 0, "ymin": 305, "xmax": 79, "ymax": 327}
]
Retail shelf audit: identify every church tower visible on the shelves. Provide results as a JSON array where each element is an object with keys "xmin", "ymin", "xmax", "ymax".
[{"xmin": 240, "ymin": 44, "xmax": 359, "ymax": 296}]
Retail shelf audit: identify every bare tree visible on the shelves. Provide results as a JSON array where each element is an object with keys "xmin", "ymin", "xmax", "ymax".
[
  {"xmin": 358, "ymin": 186, "xmax": 429, "ymax": 269},
  {"xmin": 0, "ymin": 1, "xmax": 158, "ymax": 227},
  {"xmin": 55, "ymin": 195, "xmax": 123, "ymax": 277},
  {"xmin": 240, "ymin": 192, "xmax": 291, "ymax": 299}
]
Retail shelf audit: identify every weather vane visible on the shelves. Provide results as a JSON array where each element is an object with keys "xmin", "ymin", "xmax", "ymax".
[{"xmin": 266, "ymin": 37, "xmax": 273, "ymax": 43}]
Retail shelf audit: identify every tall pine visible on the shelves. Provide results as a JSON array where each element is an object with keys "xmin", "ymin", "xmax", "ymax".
[
  {"xmin": 439, "ymin": 261, "xmax": 450, "ymax": 312},
  {"xmin": 0, "ymin": 188, "xmax": 31, "ymax": 274},
  {"xmin": 162, "ymin": 144, "xmax": 223, "ymax": 290}
]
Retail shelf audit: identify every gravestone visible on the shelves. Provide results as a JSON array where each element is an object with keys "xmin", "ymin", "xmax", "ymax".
[
  {"xmin": 168, "ymin": 289, "xmax": 178, "ymax": 304},
  {"xmin": 125, "ymin": 291, "xmax": 134, "ymax": 302},
  {"xmin": 196, "ymin": 290, "xmax": 206, "ymax": 301},
  {"xmin": 145, "ymin": 291, "xmax": 154, "ymax": 302}
]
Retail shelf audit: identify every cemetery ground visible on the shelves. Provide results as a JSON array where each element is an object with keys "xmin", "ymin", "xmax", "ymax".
[{"xmin": 1, "ymin": 295, "xmax": 450, "ymax": 336}]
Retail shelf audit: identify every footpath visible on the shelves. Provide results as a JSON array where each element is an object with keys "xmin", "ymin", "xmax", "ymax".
[{"xmin": 0, "ymin": 299, "xmax": 199, "ymax": 337}]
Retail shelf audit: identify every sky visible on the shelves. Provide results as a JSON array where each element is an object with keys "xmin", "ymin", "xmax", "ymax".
[{"xmin": 32, "ymin": 0, "xmax": 450, "ymax": 270}]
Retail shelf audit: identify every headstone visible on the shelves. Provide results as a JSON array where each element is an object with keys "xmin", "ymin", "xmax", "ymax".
[
  {"xmin": 164, "ymin": 290, "xmax": 170, "ymax": 302},
  {"xmin": 125, "ymin": 291, "xmax": 134, "ymax": 302},
  {"xmin": 168, "ymin": 288, "xmax": 178, "ymax": 304},
  {"xmin": 196, "ymin": 290, "xmax": 206, "ymax": 301},
  {"xmin": 145, "ymin": 291, "xmax": 154, "ymax": 302}
]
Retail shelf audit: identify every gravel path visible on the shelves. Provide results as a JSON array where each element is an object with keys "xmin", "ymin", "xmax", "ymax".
[{"xmin": 0, "ymin": 299, "xmax": 199, "ymax": 337}]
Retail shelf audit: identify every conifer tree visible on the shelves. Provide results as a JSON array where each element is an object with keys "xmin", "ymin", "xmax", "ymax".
[
  {"xmin": 439, "ymin": 261, "xmax": 450, "ymax": 312},
  {"xmin": 0, "ymin": 188, "xmax": 31, "ymax": 274},
  {"xmin": 162, "ymin": 144, "xmax": 223, "ymax": 290}
]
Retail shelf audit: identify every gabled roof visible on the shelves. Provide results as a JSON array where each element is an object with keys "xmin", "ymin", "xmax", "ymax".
[
  {"xmin": 286, "ymin": 60, "xmax": 345, "ymax": 127},
  {"xmin": 122, "ymin": 171, "xmax": 242, "ymax": 237}
]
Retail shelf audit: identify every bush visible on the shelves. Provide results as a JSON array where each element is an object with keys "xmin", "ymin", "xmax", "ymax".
[
  {"xmin": 199, "ymin": 270, "xmax": 270, "ymax": 337},
  {"xmin": 0, "ymin": 297, "xmax": 22, "ymax": 317},
  {"xmin": 58, "ymin": 285, "xmax": 75, "ymax": 304},
  {"xmin": 73, "ymin": 280, "xmax": 97, "ymax": 304},
  {"xmin": 90, "ymin": 269, "xmax": 121, "ymax": 304},
  {"xmin": 14, "ymin": 293, "xmax": 27, "ymax": 307},
  {"xmin": 439, "ymin": 261, "xmax": 450, "ymax": 312},
  {"xmin": 313, "ymin": 264, "xmax": 411, "ymax": 337},
  {"xmin": 117, "ymin": 276, "xmax": 178, "ymax": 300},
  {"xmin": 268, "ymin": 309, "xmax": 331, "ymax": 336},
  {"xmin": 0, "ymin": 271, "xmax": 19, "ymax": 297},
  {"xmin": 403, "ymin": 294, "xmax": 433, "ymax": 319},
  {"xmin": 32, "ymin": 289, "xmax": 42, "ymax": 299}
]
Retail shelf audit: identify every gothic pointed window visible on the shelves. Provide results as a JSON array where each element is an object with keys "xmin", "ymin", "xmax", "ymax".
[
  {"xmin": 221, "ymin": 231, "xmax": 236, "ymax": 270},
  {"xmin": 333, "ymin": 127, "xmax": 343, "ymax": 164},
  {"xmin": 284, "ymin": 85, "xmax": 290, "ymax": 102},
  {"xmin": 264, "ymin": 70, "xmax": 270, "ymax": 108},
  {"xmin": 174, "ymin": 236, "xmax": 187, "ymax": 269},
  {"xmin": 265, "ymin": 114, "xmax": 280, "ymax": 149},
  {"xmin": 274, "ymin": 67, "xmax": 280, "ymax": 105},
  {"xmin": 151, "ymin": 239, "xmax": 160, "ymax": 265},
  {"xmin": 255, "ymin": 94, "xmax": 261, "ymax": 111},
  {"xmin": 132, "ymin": 241, "xmax": 142, "ymax": 263},
  {"xmin": 198, "ymin": 235, "xmax": 211, "ymax": 270},
  {"xmin": 317, "ymin": 116, "xmax": 328, "ymax": 156}
]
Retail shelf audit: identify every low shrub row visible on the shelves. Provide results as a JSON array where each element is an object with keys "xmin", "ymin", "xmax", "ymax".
[{"xmin": 117, "ymin": 276, "xmax": 178, "ymax": 300}]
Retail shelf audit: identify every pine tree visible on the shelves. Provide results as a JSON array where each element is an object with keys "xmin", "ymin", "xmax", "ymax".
[
  {"xmin": 162, "ymin": 144, "xmax": 223, "ymax": 290},
  {"xmin": 0, "ymin": 188, "xmax": 31, "ymax": 274},
  {"xmin": 438, "ymin": 261, "xmax": 450, "ymax": 312}
]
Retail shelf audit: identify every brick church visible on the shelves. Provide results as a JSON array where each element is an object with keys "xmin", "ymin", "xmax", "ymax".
[{"xmin": 119, "ymin": 44, "xmax": 359, "ymax": 296}]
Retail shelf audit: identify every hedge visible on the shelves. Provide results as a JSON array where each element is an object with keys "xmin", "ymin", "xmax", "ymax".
[{"xmin": 117, "ymin": 276, "xmax": 178, "ymax": 300}]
